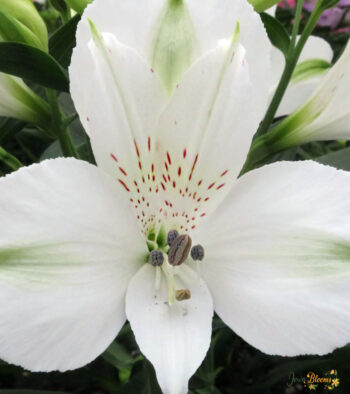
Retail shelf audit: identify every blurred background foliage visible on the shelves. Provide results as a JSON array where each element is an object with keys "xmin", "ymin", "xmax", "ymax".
[{"xmin": 0, "ymin": 0, "xmax": 350, "ymax": 393}]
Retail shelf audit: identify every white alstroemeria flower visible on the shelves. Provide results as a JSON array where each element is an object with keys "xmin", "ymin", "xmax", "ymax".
[
  {"xmin": 1, "ymin": 1, "xmax": 350, "ymax": 394},
  {"xmin": 271, "ymin": 35, "xmax": 333, "ymax": 116},
  {"xmin": 0, "ymin": 72, "xmax": 50, "ymax": 127}
]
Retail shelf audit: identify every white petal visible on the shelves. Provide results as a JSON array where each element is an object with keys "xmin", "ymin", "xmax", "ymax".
[
  {"xmin": 298, "ymin": 35, "xmax": 333, "ymax": 64},
  {"xmin": 152, "ymin": 39, "xmax": 264, "ymax": 231},
  {"xmin": 76, "ymin": 0, "xmax": 271, "ymax": 95},
  {"xmin": 276, "ymin": 73, "xmax": 325, "ymax": 117},
  {"xmin": 126, "ymin": 264, "xmax": 213, "ymax": 394},
  {"xmin": 0, "ymin": 158, "xmax": 145, "ymax": 371},
  {"xmin": 303, "ymin": 41, "xmax": 350, "ymax": 141},
  {"xmin": 271, "ymin": 36, "xmax": 333, "ymax": 116},
  {"xmin": 197, "ymin": 160, "xmax": 350, "ymax": 356},
  {"xmin": 70, "ymin": 28, "xmax": 167, "ymax": 179}
]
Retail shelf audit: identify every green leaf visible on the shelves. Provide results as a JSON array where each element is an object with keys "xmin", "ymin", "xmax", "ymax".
[
  {"xmin": 0, "ymin": 42, "xmax": 69, "ymax": 91},
  {"xmin": 315, "ymin": 146, "xmax": 350, "ymax": 171},
  {"xmin": 260, "ymin": 12, "xmax": 290, "ymax": 58},
  {"xmin": 49, "ymin": 14, "xmax": 81, "ymax": 68},
  {"xmin": 50, "ymin": 0, "xmax": 68, "ymax": 14}
]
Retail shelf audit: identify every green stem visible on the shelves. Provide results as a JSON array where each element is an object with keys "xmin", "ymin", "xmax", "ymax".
[
  {"xmin": 242, "ymin": 0, "xmax": 326, "ymax": 174},
  {"xmin": 45, "ymin": 89, "xmax": 78, "ymax": 158},
  {"xmin": 254, "ymin": 0, "xmax": 324, "ymax": 140},
  {"xmin": 0, "ymin": 146, "xmax": 22, "ymax": 171},
  {"xmin": 289, "ymin": 0, "xmax": 304, "ymax": 55}
]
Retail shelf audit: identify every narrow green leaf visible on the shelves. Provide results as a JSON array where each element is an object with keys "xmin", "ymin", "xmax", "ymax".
[
  {"xmin": 49, "ymin": 14, "xmax": 81, "ymax": 68},
  {"xmin": 0, "ymin": 42, "xmax": 69, "ymax": 91},
  {"xmin": 260, "ymin": 12, "xmax": 291, "ymax": 58}
]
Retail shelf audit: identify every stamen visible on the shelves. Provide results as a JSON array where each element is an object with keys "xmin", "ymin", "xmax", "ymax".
[
  {"xmin": 167, "ymin": 229, "xmax": 179, "ymax": 246},
  {"xmin": 175, "ymin": 289, "xmax": 191, "ymax": 301},
  {"xmin": 191, "ymin": 244, "xmax": 205, "ymax": 261},
  {"xmin": 168, "ymin": 234, "xmax": 192, "ymax": 266},
  {"xmin": 149, "ymin": 250, "xmax": 164, "ymax": 266}
]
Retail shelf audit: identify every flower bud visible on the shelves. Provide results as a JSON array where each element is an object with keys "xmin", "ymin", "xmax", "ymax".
[
  {"xmin": 255, "ymin": 41, "xmax": 350, "ymax": 156},
  {"xmin": 0, "ymin": 0, "xmax": 48, "ymax": 51},
  {"xmin": 247, "ymin": 0, "xmax": 279, "ymax": 13},
  {"xmin": 0, "ymin": 73, "xmax": 50, "ymax": 128},
  {"xmin": 65, "ymin": 0, "xmax": 92, "ymax": 14}
]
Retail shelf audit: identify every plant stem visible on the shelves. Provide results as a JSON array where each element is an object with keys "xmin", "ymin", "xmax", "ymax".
[
  {"xmin": 254, "ymin": 0, "xmax": 323, "ymax": 140},
  {"xmin": 242, "ymin": 0, "xmax": 326, "ymax": 174},
  {"xmin": 45, "ymin": 89, "xmax": 78, "ymax": 158},
  {"xmin": 0, "ymin": 146, "xmax": 22, "ymax": 171}
]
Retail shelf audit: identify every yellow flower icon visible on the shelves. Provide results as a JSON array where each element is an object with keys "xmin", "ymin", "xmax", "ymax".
[
  {"xmin": 309, "ymin": 384, "xmax": 317, "ymax": 391},
  {"xmin": 332, "ymin": 378, "xmax": 340, "ymax": 387}
]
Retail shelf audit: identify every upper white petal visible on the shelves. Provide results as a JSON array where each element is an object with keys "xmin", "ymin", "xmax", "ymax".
[
  {"xmin": 151, "ymin": 39, "xmax": 266, "ymax": 231},
  {"xmin": 0, "ymin": 158, "xmax": 144, "ymax": 371},
  {"xmin": 196, "ymin": 160, "xmax": 350, "ymax": 356},
  {"xmin": 75, "ymin": 0, "xmax": 271, "ymax": 95},
  {"xmin": 126, "ymin": 264, "xmax": 213, "ymax": 394},
  {"xmin": 70, "ymin": 29, "xmax": 167, "ymax": 180}
]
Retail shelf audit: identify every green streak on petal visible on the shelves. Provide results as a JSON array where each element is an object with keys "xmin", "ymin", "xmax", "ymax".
[
  {"xmin": 291, "ymin": 58, "xmax": 331, "ymax": 84},
  {"xmin": 151, "ymin": 0, "xmax": 200, "ymax": 94}
]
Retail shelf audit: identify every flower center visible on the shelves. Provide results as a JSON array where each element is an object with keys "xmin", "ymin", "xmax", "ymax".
[{"xmin": 147, "ymin": 228, "xmax": 205, "ymax": 305}]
